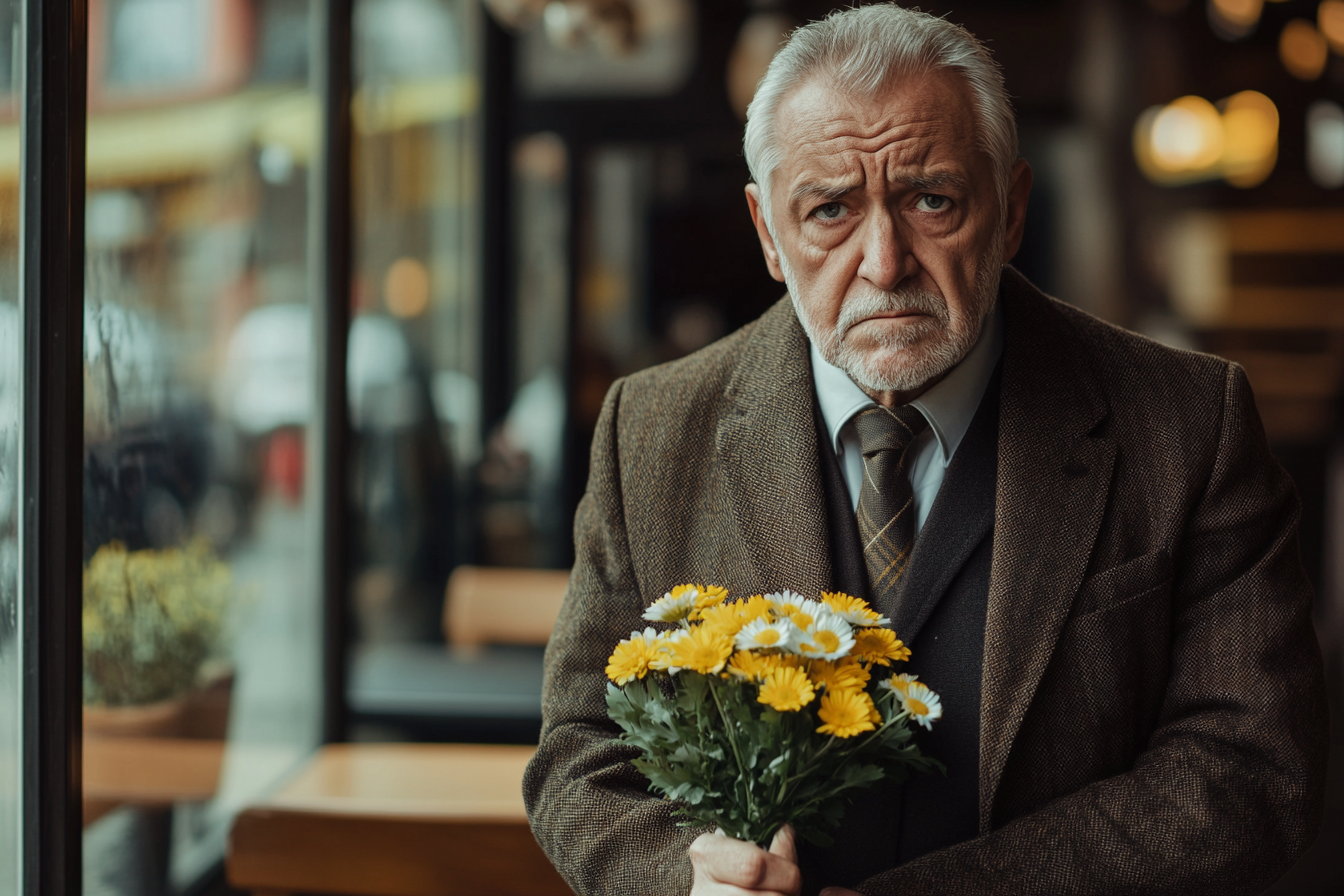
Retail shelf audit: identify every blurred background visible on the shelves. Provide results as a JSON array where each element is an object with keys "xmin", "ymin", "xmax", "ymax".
[{"xmin": 0, "ymin": 0, "xmax": 1342, "ymax": 894}]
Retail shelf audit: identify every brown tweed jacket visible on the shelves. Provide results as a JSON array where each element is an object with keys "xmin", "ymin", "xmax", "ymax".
[{"xmin": 522, "ymin": 268, "xmax": 1328, "ymax": 895}]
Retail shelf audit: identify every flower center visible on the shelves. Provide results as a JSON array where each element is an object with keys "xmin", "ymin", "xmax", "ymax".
[
  {"xmin": 908, "ymin": 698, "xmax": 928, "ymax": 716},
  {"xmin": 754, "ymin": 629, "xmax": 781, "ymax": 646},
  {"xmin": 814, "ymin": 631, "xmax": 840, "ymax": 652}
]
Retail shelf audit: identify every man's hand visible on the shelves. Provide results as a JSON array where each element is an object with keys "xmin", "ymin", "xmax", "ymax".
[{"xmin": 689, "ymin": 825, "xmax": 801, "ymax": 896}]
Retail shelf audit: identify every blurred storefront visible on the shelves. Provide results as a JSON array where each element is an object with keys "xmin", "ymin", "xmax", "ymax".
[{"xmin": 2, "ymin": 1, "xmax": 1342, "ymax": 894}]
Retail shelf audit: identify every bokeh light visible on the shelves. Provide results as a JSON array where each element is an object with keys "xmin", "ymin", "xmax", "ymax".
[
  {"xmin": 1209, "ymin": 0, "xmax": 1263, "ymax": 40},
  {"xmin": 1134, "ymin": 92, "xmax": 1278, "ymax": 187},
  {"xmin": 1148, "ymin": 96, "xmax": 1225, "ymax": 173},
  {"xmin": 1320, "ymin": 1, "xmax": 1344, "ymax": 53},
  {"xmin": 1220, "ymin": 91, "xmax": 1279, "ymax": 186},
  {"xmin": 1308, "ymin": 100, "xmax": 1344, "ymax": 188},
  {"xmin": 1280, "ymin": 19, "xmax": 1329, "ymax": 80},
  {"xmin": 384, "ymin": 257, "xmax": 431, "ymax": 319}
]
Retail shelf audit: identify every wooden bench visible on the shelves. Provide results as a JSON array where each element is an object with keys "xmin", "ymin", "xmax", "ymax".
[
  {"xmin": 442, "ymin": 565, "xmax": 570, "ymax": 647},
  {"xmin": 226, "ymin": 743, "xmax": 572, "ymax": 896}
]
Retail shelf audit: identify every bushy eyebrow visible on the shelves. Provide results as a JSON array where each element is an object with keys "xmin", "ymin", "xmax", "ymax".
[
  {"xmin": 787, "ymin": 171, "xmax": 969, "ymax": 213},
  {"xmin": 788, "ymin": 180, "xmax": 859, "ymax": 212},
  {"xmin": 901, "ymin": 172, "xmax": 968, "ymax": 193}
]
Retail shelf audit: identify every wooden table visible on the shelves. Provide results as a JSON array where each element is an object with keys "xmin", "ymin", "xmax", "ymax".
[
  {"xmin": 226, "ymin": 743, "xmax": 573, "ymax": 896},
  {"xmin": 83, "ymin": 736, "xmax": 226, "ymax": 826}
]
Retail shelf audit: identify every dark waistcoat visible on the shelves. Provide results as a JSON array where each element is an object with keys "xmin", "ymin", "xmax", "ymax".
[{"xmin": 797, "ymin": 368, "xmax": 1000, "ymax": 895}]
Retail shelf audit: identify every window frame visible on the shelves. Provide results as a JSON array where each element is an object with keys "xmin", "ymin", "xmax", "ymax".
[{"xmin": 17, "ymin": 2, "xmax": 357, "ymax": 892}]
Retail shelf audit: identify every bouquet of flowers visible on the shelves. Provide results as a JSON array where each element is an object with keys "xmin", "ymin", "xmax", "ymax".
[{"xmin": 605, "ymin": 584, "xmax": 943, "ymax": 847}]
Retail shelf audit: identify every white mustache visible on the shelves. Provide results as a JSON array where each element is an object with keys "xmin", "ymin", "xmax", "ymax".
[{"xmin": 836, "ymin": 286, "xmax": 949, "ymax": 339}]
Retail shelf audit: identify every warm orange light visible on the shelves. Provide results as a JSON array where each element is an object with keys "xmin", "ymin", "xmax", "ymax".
[
  {"xmin": 1280, "ymin": 19, "xmax": 1329, "ymax": 80},
  {"xmin": 1210, "ymin": 0, "xmax": 1264, "ymax": 29},
  {"xmin": 1320, "ymin": 1, "xmax": 1344, "ymax": 53},
  {"xmin": 1151, "ymin": 96, "xmax": 1224, "ymax": 172},
  {"xmin": 384, "ymin": 258, "xmax": 431, "ymax": 319},
  {"xmin": 1134, "ymin": 91, "xmax": 1278, "ymax": 187},
  {"xmin": 1220, "ymin": 91, "xmax": 1279, "ymax": 186}
]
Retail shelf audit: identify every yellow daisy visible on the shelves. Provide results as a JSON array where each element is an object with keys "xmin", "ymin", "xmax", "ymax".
[
  {"xmin": 605, "ymin": 628, "xmax": 662, "ymax": 684},
  {"xmin": 821, "ymin": 591, "xmax": 891, "ymax": 627},
  {"xmin": 868, "ymin": 699, "xmax": 884, "ymax": 725},
  {"xmin": 816, "ymin": 688, "xmax": 878, "ymax": 738},
  {"xmin": 851, "ymin": 627, "xmax": 912, "ymax": 666},
  {"xmin": 697, "ymin": 601, "xmax": 748, "ymax": 637},
  {"xmin": 688, "ymin": 584, "xmax": 729, "ymax": 619},
  {"xmin": 878, "ymin": 672, "xmax": 920, "ymax": 695},
  {"xmin": 738, "ymin": 594, "xmax": 775, "ymax": 624},
  {"xmin": 809, "ymin": 657, "xmax": 872, "ymax": 692},
  {"xmin": 661, "ymin": 624, "xmax": 734, "ymax": 675},
  {"xmin": 899, "ymin": 682, "xmax": 943, "ymax": 730},
  {"xmin": 726, "ymin": 649, "xmax": 776, "ymax": 681},
  {"xmin": 757, "ymin": 665, "xmax": 816, "ymax": 712}
]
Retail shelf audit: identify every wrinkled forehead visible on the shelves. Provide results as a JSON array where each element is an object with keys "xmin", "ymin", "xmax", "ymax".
[{"xmin": 771, "ymin": 68, "xmax": 990, "ymax": 189}]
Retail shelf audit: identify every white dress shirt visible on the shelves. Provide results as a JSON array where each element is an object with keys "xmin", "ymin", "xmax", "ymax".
[{"xmin": 810, "ymin": 303, "xmax": 1003, "ymax": 534}]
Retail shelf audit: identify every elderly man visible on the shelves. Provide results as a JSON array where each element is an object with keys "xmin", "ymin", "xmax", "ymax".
[{"xmin": 522, "ymin": 5, "xmax": 1328, "ymax": 895}]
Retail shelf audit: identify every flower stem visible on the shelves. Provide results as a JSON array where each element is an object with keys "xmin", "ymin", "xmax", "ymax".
[{"xmin": 708, "ymin": 676, "xmax": 757, "ymax": 822}]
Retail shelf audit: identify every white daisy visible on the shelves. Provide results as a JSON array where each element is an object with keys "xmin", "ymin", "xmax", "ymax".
[
  {"xmin": 796, "ymin": 610, "xmax": 855, "ymax": 661},
  {"xmin": 642, "ymin": 589, "xmax": 698, "ymax": 623},
  {"xmin": 649, "ymin": 629, "xmax": 689, "ymax": 672},
  {"xmin": 734, "ymin": 616, "xmax": 802, "ymax": 652},
  {"xmin": 821, "ymin": 592, "xmax": 892, "ymax": 627},
  {"xmin": 765, "ymin": 589, "xmax": 807, "ymax": 618},
  {"xmin": 627, "ymin": 627, "xmax": 660, "ymax": 646},
  {"xmin": 878, "ymin": 672, "xmax": 921, "ymax": 695},
  {"xmin": 899, "ymin": 682, "xmax": 943, "ymax": 730},
  {"xmin": 784, "ymin": 597, "xmax": 828, "ymax": 630}
]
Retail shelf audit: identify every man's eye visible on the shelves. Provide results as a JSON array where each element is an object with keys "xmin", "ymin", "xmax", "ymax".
[
  {"xmin": 813, "ymin": 202, "xmax": 847, "ymax": 220},
  {"xmin": 916, "ymin": 194, "xmax": 950, "ymax": 212}
]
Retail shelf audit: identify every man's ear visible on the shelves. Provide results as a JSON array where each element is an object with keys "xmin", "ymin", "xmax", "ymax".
[
  {"xmin": 745, "ymin": 183, "xmax": 786, "ymax": 283},
  {"xmin": 1001, "ymin": 158, "xmax": 1033, "ymax": 263}
]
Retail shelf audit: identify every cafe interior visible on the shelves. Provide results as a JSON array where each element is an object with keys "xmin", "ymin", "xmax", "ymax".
[{"xmin": 1, "ymin": 0, "xmax": 1342, "ymax": 893}]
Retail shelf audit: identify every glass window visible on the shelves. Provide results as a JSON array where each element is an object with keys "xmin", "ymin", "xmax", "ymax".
[
  {"xmin": 348, "ymin": 0, "xmax": 479, "ymax": 648},
  {"xmin": 0, "ymin": 0, "xmax": 19, "ymax": 887},
  {"xmin": 81, "ymin": 0, "xmax": 324, "ymax": 889},
  {"xmin": 478, "ymin": 131, "xmax": 570, "ymax": 570}
]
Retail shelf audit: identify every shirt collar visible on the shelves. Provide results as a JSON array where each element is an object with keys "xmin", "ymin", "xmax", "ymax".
[{"xmin": 810, "ymin": 300, "xmax": 1003, "ymax": 466}]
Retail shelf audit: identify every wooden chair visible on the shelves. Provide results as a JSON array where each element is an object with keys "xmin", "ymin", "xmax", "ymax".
[
  {"xmin": 226, "ymin": 743, "xmax": 573, "ymax": 896},
  {"xmin": 442, "ymin": 566, "xmax": 570, "ymax": 647}
]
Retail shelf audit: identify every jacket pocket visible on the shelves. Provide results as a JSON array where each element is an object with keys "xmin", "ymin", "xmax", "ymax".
[{"xmin": 1069, "ymin": 550, "xmax": 1173, "ymax": 621}]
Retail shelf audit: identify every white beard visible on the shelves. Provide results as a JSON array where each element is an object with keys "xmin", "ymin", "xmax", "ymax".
[{"xmin": 781, "ymin": 237, "xmax": 1003, "ymax": 395}]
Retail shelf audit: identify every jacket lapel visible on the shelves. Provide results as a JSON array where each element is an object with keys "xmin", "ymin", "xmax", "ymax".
[
  {"xmin": 715, "ymin": 299, "xmax": 833, "ymax": 596},
  {"xmin": 978, "ymin": 268, "xmax": 1116, "ymax": 832},
  {"xmin": 890, "ymin": 367, "xmax": 1000, "ymax": 645}
]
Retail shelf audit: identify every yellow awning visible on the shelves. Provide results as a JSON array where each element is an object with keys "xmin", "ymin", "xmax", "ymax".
[{"xmin": 0, "ymin": 74, "xmax": 478, "ymax": 186}]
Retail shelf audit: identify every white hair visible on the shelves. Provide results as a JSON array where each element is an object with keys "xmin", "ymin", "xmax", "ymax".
[{"xmin": 743, "ymin": 3, "xmax": 1017, "ymax": 225}]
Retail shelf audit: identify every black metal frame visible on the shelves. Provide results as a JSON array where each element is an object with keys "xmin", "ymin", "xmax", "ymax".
[
  {"xmin": 17, "ymin": 0, "xmax": 353, "ymax": 890},
  {"xmin": 20, "ymin": 1, "xmax": 88, "ymax": 895},
  {"xmin": 314, "ymin": 0, "xmax": 354, "ymax": 746},
  {"xmin": 479, "ymin": 10, "xmax": 516, "ymax": 445}
]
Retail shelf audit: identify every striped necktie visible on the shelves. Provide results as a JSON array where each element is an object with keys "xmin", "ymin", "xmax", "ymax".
[{"xmin": 853, "ymin": 404, "xmax": 928, "ymax": 616}]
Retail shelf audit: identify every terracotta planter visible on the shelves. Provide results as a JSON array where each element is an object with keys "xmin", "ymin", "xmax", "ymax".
[
  {"xmin": 84, "ymin": 667, "xmax": 235, "ymax": 740},
  {"xmin": 84, "ymin": 698, "xmax": 188, "ymax": 738},
  {"xmin": 181, "ymin": 667, "xmax": 235, "ymax": 739}
]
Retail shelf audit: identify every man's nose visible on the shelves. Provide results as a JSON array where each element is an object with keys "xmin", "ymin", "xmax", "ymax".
[{"xmin": 855, "ymin": 210, "xmax": 916, "ymax": 292}]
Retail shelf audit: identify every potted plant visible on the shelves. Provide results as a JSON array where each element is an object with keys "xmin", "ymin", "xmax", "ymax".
[{"xmin": 83, "ymin": 540, "xmax": 235, "ymax": 739}]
